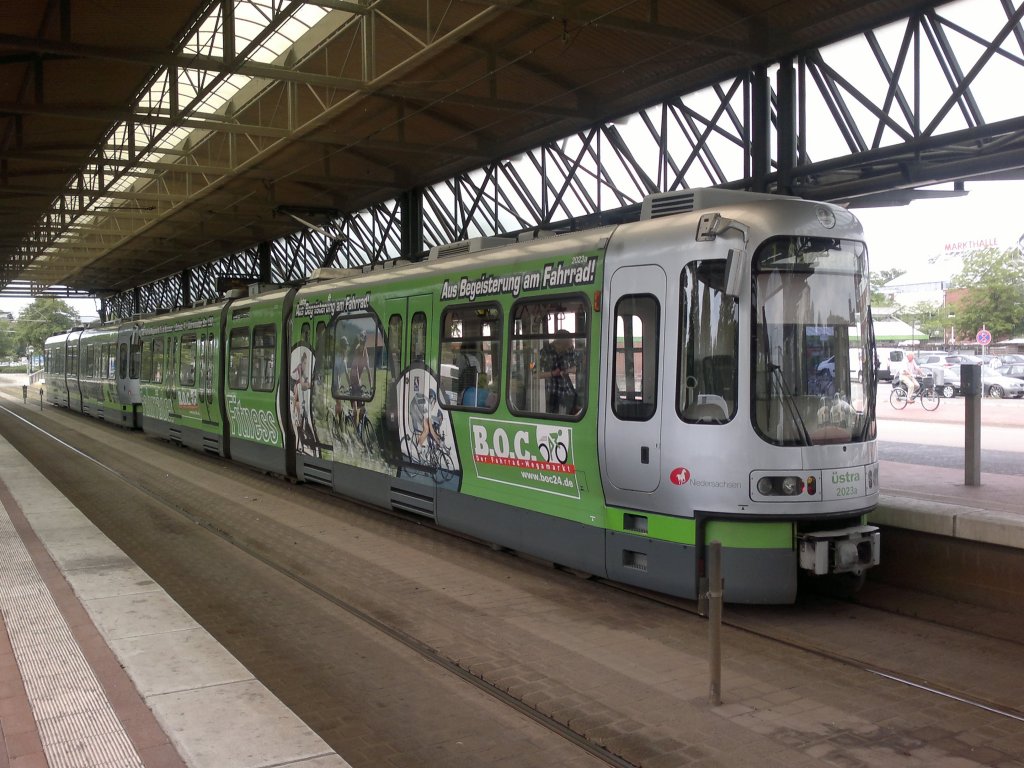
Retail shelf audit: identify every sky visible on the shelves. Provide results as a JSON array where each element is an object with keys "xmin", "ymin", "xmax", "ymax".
[
  {"xmin": 855, "ymin": 179, "xmax": 1024, "ymax": 276},
  {"xmin": 0, "ymin": 294, "xmax": 102, "ymax": 324}
]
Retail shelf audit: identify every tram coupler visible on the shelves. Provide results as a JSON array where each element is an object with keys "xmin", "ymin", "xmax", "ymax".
[{"xmin": 797, "ymin": 524, "xmax": 880, "ymax": 576}]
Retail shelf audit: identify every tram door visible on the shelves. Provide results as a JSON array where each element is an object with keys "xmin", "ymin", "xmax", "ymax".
[
  {"xmin": 604, "ymin": 266, "xmax": 665, "ymax": 493},
  {"xmin": 385, "ymin": 294, "xmax": 438, "ymax": 516}
]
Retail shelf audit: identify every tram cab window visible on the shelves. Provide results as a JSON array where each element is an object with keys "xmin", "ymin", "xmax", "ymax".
[
  {"xmin": 678, "ymin": 261, "xmax": 738, "ymax": 424},
  {"xmin": 613, "ymin": 296, "xmax": 659, "ymax": 421},
  {"xmin": 509, "ymin": 298, "xmax": 588, "ymax": 419},
  {"xmin": 440, "ymin": 305, "xmax": 501, "ymax": 410},
  {"xmin": 752, "ymin": 236, "xmax": 872, "ymax": 446}
]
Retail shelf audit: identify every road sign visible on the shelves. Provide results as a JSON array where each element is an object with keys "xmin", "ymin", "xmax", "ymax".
[{"xmin": 976, "ymin": 328, "xmax": 992, "ymax": 345}]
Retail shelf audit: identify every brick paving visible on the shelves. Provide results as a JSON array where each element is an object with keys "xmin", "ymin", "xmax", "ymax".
[{"xmin": 2, "ymin": 383, "xmax": 1024, "ymax": 766}]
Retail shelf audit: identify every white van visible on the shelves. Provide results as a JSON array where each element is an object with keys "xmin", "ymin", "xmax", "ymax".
[
  {"xmin": 849, "ymin": 348, "xmax": 863, "ymax": 380},
  {"xmin": 875, "ymin": 347, "xmax": 905, "ymax": 381}
]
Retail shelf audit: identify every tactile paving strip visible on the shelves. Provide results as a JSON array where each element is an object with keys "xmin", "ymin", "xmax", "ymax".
[{"xmin": 0, "ymin": 499, "xmax": 144, "ymax": 768}]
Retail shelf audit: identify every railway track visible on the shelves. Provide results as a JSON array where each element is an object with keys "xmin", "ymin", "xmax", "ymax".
[{"xmin": 4, "ymin": 393, "xmax": 1024, "ymax": 767}]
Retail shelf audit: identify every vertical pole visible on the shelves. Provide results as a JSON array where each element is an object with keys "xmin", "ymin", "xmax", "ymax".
[
  {"xmin": 963, "ymin": 363, "xmax": 981, "ymax": 486},
  {"xmin": 965, "ymin": 392, "xmax": 981, "ymax": 486},
  {"xmin": 708, "ymin": 540, "xmax": 723, "ymax": 706}
]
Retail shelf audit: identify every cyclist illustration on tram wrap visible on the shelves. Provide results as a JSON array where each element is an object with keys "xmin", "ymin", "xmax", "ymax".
[
  {"xmin": 290, "ymin": 341, "xmax": 318, "ymax": 454},
  {"xmin": 538, "ymin": 427, "xmax": 569, "ymax": 464},
  {"xmin": 396, "ymin": 371, "xmax": 461, "ymax": 482}
]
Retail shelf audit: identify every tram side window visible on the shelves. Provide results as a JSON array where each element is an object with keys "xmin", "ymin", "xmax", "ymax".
[
  {"xmin": 228, "ymin": 328, "xmax": 250, "ymax": 389},
  {"xmin": 118, "ymin": 342, "xmax": 128, "ymax": 379},
  {"xmin": 440, "ymin": 305, "xmax": 501, "ymax": 410},
  {"xmin": 180, "ymin": 334, "xmax": 197, "ymax": 387},
  {"xmin": 411, "ymin": 313, "xmax": 426, "ymax": 364},
  {"xmin": 167, "ymin": 337, "xmax": 177, "ymax": 385},
  {"xmin": 66, "ymin": 344, "xmax": 78, "ymax": 377},
  {"xmin": 678, "ymin": 261, "xmax": 738, "ymax": 424},
  {"xmin": 330, "ymin": 314, "xmax": 381, "ymax": 401},
  {"xmin": 144, "ymin": 338, "xmax": 165, "ymax": 383},
  {"xmin": 386, "ymin": 315, "xmax": 402, "ymax": 379},
  {"xmin": 251, "ymin": 325, "xmax": 276, "ymax": 392},
  {"xmin": 613, "ymin": 295, "xmax": 659, "ymax": 421},
  {"xmin": 509, "ymin": 297, "xmax": 588, "ymax": 419},
  {"xmin": 314, "ymin": 320, "xmax": 327, "ymax": 393},
  {"xmin": 130, "ymin": 339, "xmax": 142, "ymax": 380}
]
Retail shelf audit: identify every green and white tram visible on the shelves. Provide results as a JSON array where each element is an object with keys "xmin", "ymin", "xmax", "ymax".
[{"xmin": 47, "ymin": 188, "xmax": 881, "ymax": 603}]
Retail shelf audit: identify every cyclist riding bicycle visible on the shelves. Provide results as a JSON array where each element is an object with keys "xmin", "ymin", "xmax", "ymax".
[{"xmin": 899, "ymin": 351, "xmax": 922, "ymax": 401}]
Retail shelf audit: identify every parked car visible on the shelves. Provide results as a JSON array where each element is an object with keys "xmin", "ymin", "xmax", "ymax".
[
  {"xmin": 874, "ymin": 347, "xmax": 906, "ymax": 382},
  {"xmin": 1002, "ymin": 363, "xmax": 1024, "ymax": 381},
  {"xmin": 997, "ymin": 354, "xmax": 1024, "ymax": 366},
  {"xmin": 921, "ymin": 354, "xmax": 1024, "ymax": 398},
  {"xmin": 917, "ymin": 352, "xmax": 962, "ymax": 397},
  {"xmin": 981, "ymin": 368, "xmax": 1024, "ymax": 398}
]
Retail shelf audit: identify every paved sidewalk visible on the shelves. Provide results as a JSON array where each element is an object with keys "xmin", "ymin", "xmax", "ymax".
[{"xmin": 0, "ymin": 427, "xmax": 351, "ymax": 768}]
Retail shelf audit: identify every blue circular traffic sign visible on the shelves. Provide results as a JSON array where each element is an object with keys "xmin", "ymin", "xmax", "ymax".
[{"xmin": 976, "ymin": 329, "xmax": 992, "ymax": 345}]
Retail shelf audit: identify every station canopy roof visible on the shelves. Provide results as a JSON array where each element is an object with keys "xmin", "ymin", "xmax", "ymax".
[{"xmin": 1, "ymin": 0, "xmax": 933, "ymax": 299}]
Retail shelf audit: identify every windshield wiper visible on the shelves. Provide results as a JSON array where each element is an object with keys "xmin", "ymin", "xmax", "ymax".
[
  {"xmin": 766, "ymin": 363, "xmax": 812, "ymax": 446},
  {"xmin": 760, "ymin": 308, "xmax": 811, "ymax": 446}
]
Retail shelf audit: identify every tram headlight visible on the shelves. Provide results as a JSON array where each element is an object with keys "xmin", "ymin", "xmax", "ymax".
[
  {"xmin": 781, "ymin": 476, "xmax": 804, "ymax": 496},
  {"xmin": 755, "ymin": 475, "xmax": 806, "ymax": 496}
]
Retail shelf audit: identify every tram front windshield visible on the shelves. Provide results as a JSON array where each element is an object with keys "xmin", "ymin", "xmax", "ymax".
[{"xmin": 752, "ymin": 236, "xmax": 874, "ymax": 446}]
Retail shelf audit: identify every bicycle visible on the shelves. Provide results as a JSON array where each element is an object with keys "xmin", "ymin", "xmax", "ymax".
[
  {"xmin": 538, "ymin": 429, "xmax": 569, "ymax": 464},
  {"xmin": 348, "ymin": 403, "xmax": 379, "ymax": 455},
  {"xmin": 889, "ymin": 374, "xmax": 940, "ymax": 411},
  {"xmin": 401, "ymin": 426, "xmax": 454, "ymax": 481}
]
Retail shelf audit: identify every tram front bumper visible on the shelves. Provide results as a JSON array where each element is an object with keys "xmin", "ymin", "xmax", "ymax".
[{"xmin": 797, "ymin": 525, "xmax": 880, "ymax": 575}]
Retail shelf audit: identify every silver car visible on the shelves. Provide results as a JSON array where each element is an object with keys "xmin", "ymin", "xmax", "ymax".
[
  {"xmin": 981, "ymin": 368, "xmax": 1024, "ymax": 398},
  {"xmin": 920, "ymin": 354, "xmax": 1024, "ymax": 398}
]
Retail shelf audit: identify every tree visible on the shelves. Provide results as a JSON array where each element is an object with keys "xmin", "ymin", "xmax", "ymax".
[
  {"xmin": 12, "ymin": 299, "xmax": 80, "ymax": 354},
  {"xmin": 0, "ymin": 316, "xmax": 14, "ymax": 359},
  {"xmin": 870, "ymin": 268, "xmax": 905, "ymax": 306},
  {"xmin": 949, "ymin": 247, "xmax": 1024, "ymax": 341},
  {"xmin": 897, "ymin": 301, "xmax": 944, "ymax": 342}
]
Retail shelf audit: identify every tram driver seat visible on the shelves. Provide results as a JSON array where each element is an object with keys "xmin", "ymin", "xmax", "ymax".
[{"xmin": 683, "ymin": 394, "xmax": 729, "ymax": 423}]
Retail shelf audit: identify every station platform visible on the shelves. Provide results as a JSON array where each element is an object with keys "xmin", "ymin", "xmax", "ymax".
[
  {"xmin": 0, "ymin": 378, "xmax": 1021, "ymax": 766},
  {"xmin": 0, "ymin": 430, "xmax": 350, "ymax": 767},
  {"xmin": 870, "ymin": 395, "xmax": 1024, "ymax": 549}
]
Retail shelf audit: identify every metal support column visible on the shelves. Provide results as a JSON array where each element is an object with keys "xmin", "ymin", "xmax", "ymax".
[
  {"xmin": 258, "ymin": 241, "xmax": 272, "ymax": 284},
  {"xmin": 402, "ymin": 188, "xmax": 424, "ymax": 259},
  {"xmin": 180, "ymin": 269, "xmax": 192, "ymax": 308},
  {"xmin": 776, "ymin": 58, "xmax": 797, "ymax": 195},
  {"xmin": 750, "ymin": 65, "xmax": 772, "ymax": 192}
]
